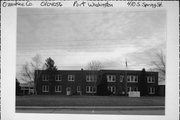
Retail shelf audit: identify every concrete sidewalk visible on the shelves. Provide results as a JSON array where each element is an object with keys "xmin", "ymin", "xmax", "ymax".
[
  {"xmin": 16, "ymin": 106, "xmax": 165, "ymax": 115},
  {"xmin": 16, "ymin": 105, "xmax": 165, "ymax": 110}
]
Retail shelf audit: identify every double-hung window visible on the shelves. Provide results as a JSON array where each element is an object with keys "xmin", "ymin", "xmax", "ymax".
[
  {"xmin": 127, "ymin": 87, "xmax": 138, "ymax": 92},
  {"xmin": 149, "ymin": 87, "xmax": 155, "ymax": 94},
  {"xmin": 147, "ymin": 76, "xmax": 155, "ymax": 83},
  {"xmin": 42, "ymin": 85, "xmax": 49, "ymax": 92},
  {"xmin": 42, "ymin": 75, "xmax": 49, "ymax": 81},
  {"xmin": 68, "ymin": 75, "xmax": 75, "ymax": 81},
  {"xmin": 86, "ymin": 86, "xmax": 96, "ymax": 93},
  {"xmin": 107, "ymin": 75, "xmax": 116, "ymax": 82},
  {"xmin": 108, "ymin": 86, "xmax": 116, "ymax": 94},
  {"xmin": 86, "ymin": 75, "xmax": 97, "ymax": 82},
  {"xmin": 127, "ymin": 75, "xmax": 138, "ymax": 83},
  {"xmin": 55, "ymin": 74, "xmax": 62, "ymax": 81},
  {"xmin": 55, "ymin": 85, "xmax": 62, "ymax": 92},
  {"xmin": 77, "ymin": 86, "xmax": 81, "ymax": 92}
]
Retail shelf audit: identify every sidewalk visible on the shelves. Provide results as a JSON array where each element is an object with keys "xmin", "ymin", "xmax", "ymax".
[
  {"xmin": 16, "ymin": 105, "xmax": 165, "ymax": 110},
  {"xmin": 16, "ymin": 106, "xmax": 165, "ymax": 115}
]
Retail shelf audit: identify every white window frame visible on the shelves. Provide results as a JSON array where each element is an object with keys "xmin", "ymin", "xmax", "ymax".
[
  {"xmin": 147, "ymin": 76, "xmax": 155, "ymax": 83},
  {"xmin": 107, "ymin": 75, "xmax": 116, "ymax": 82},
  {"xmin": 127, "ymin": 76, "xmax": 130, "ymax": 82},
  {"xmin": 119, "ymin": 75, "xmax": 124, "ymax": 82},
  {"xmin": 68, "ymin": 75, "xmax": 75, "ymax": 81},
  {"xmin": 55, "ymin": 85, "xmax": 62, "ymax": 92},
  {"xmin": 42, "ymin": 75, "xmax": 49, "ymax": 81},
  {"xmin": 108, "ymin": 86, "xmax": 116, "ymax": 94},
  {"xmin": 86, "ymin": 86, "xmax": 96, "ymax": 93},
  {"xmin": 86, "ymin": 75, "xmax": 97, "ymax": 82},
  {"xmin": 77, "ymin": 86, "xmax": 81, "ymax": 92},
  {"xmin": 149, "ymin": 87, "xmax": 155, "ymax": 94},
  {"xmin": 127, "ymin": 87, "xmax": 138, "ymax": 92},
  {"xmin": 55, "ymin": 74, "xmax": 62, "ymax": 81},
  {"xmin": 42, "ymin": 85, "xmax": 49, "ymax": 92},
  {"xmin": 127, "ymin": 75, "xmax": 138, "ymax": 83}
]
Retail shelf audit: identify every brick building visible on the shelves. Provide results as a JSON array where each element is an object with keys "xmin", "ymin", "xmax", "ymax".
[{"xmin": 35, "ymin": 69, "xmax": 159, "ymax": 96}]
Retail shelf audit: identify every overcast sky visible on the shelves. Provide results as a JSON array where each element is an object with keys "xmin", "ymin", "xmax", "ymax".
[{"xmin": 17, "ymin": 8, "xmax": 166, "ymax": 76}]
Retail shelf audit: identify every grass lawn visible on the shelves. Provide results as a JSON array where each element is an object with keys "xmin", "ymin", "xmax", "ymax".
[{"xmin": 16, "ymin": 95, "xmax": 165, "ymax": 106}]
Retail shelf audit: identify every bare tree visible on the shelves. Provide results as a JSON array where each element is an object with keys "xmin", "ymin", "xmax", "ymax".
[
  {"xmin": 150, "ymin": 51, "xmax": 166, "ymax": 82},
  {"xmin": 21, "ymin": 62, "xmax": 33, "ymax": 83},
  {"xmin": 20, "ymin": 54, "xmax": 44, "ymax": 94},
  {"xmin": 31, "ymin": 54, "xmax": 43, "ymax": 70},
  {"xmin": 86, "ymin": 60, "xmax": 103, "ymax": 71},
  {"xmin": 86, "ymin": 60, "xmax": 103, "ymax": 95}
]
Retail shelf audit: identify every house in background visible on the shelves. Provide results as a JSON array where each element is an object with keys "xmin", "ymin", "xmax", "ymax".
[
  {"xmin": 20, "ymin": 82, "xmax": 34, "ymax": 95},
  {"xmin": 34, "ymin": 69, "xmax": 161, "ymax": 96}
]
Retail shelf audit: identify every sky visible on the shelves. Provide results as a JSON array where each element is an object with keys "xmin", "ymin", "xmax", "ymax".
[{"xmin": 16, "ymin": 8, "xmax": 166, "ymax": 80}]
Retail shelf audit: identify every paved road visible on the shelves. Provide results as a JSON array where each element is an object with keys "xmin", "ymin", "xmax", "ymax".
[{"xmin": 16, "ymin": 106, "xmax": 165, "ymax": 115}]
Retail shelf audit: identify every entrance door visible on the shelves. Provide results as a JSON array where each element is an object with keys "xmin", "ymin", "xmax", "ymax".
[{"xmin": 66, "ymin": 87, "xmax": 71, "ymax": 96}]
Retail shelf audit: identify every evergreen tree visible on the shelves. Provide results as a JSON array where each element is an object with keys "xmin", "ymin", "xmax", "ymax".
[
  {"xmin": 139, "ymin": 68, "xmax": 147, "ymax": 96},
  {"xmin": 97, "ymin": 74, "xmax": 110, "ymax": 96},
  {"xmin": 45, "ymin": 57, "xmax": 57, "ymax": 71}
]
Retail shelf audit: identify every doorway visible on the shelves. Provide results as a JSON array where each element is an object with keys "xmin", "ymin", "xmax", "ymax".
[{"xmin": 66, "ymin": 87, "xmax": 71, "ymax": 95}]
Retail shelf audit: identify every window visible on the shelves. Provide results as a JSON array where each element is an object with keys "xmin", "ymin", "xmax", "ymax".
[
  {"xmin": 127, "ymin": 75, "xmax": 138, "ymax": 83},
  {"xmin": 55, "ymin": 85, "xmax": 62, "ymax": 92},
  {"xmin": 86, "ymin": 86, "xmax": 96, "ymax": 93},
  {"xmin": 127, "ymin": 76, "xmax": 130, "ymax": 82},
  {"xmin": 134, "ymin": 87, "xmax": 138, "ymax": 91},
  {"xmin": 77, "ymin": 86, "xmax": 81, "ymax": 92},
  {"xmin": 149, "ymin": 87, "xmax": 155, "ymax": 94},
  {"xmin": 42, "ymin": 85, "xmax": 49, "ymax": 92},
  {"xmin": 134, "ymin": 76, "xmax": 138, "ymax": 82},
  {"xmin": 127, "ymin": 87, "xmax": 138, "ymax": 92},
  {"xmin": 108, "ymin": 86, "xmax": 116, "ymax": 94},
  {"xmin": 42, "ymin": 75, "xmax": 49, "ymax": 81},
  {"xmin": 55, "ymin": 74, "xmax": 62, "ymax": 81},
  {"xmin": 147, "ymin": 76, "xmax": 155, "ymax": 83},
  {"xmin": 86, "ymin": 75, "xmax": 97, "ymax": 82},
  {"xmin": 107, "ymin": 75, "xmax": 116, "ymax": 82},
  {"xmin": 68, "ymin": 75, "xmax": 75, "ymax": 81},
  {"xmin": 119, "ymin": 75, "xmax": 124, "ymax": 82}
]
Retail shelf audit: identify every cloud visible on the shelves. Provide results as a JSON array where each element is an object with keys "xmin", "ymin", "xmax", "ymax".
[{"xmin": 16, "ymin": 8, "xmax": 166, "ymax": 74}]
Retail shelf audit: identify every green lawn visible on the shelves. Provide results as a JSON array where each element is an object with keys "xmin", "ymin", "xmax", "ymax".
[{"xmin": 16, "ymin": 95, "xmax": 165, "ymax": 106}]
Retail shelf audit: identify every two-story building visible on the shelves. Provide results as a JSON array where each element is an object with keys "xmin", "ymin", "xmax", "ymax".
[{"xmin": 35, "ymin": 69, "xmax": 159, "ymax": 96}]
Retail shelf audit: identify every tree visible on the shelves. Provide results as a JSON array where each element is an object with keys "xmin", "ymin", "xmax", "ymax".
[
  {"xmin": 16, "ymin": 78, "xmax": 21, "ymax": 96},
  {"xmin": 150, "ymin": 51, "xmax": 166, "ymax": 82},
  {"xmin": 86, "ymin": 60, "xmax": 103, "ymax": 95},
  {"xmin": 86, "ymin": 60, "xmax": 102, "ymax": 71},
  {"xmin": 31, "ymin": 54, "xmax": 43, "ymax": 70},
  {"xmin": 45, "ymin": 57, "xmax": 57, "ymax": 71},
  {"xmin": 139, "ymin": 68, "xmax": 147, "ymax": 96},
  {"xmin": 20, "ymin": 54, "xmax": 44, "ymax": 94},
  {"xmin": 21, "ymin": 62, "xmax": 34, "ymax": 84},
  {"xmin": 97, "ymin": 74, "xmax": 111, "ymax": 96}
]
